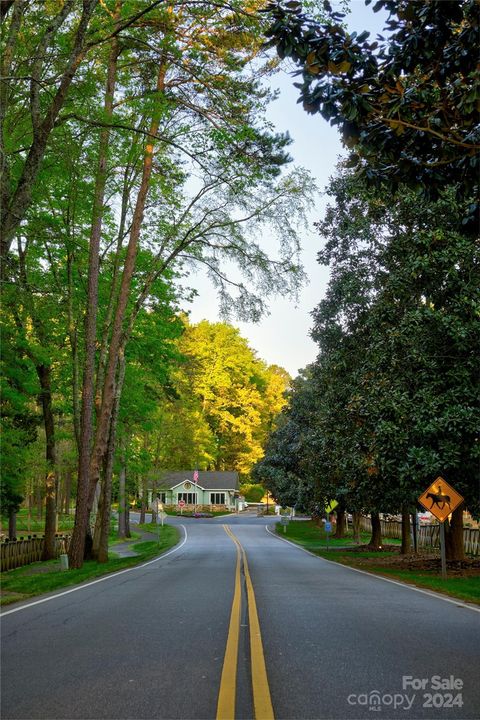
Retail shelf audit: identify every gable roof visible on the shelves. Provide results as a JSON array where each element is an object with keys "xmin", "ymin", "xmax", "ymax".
[
  {"xmin": 170, "ymin": 480, "xmax": 206, "ymax": 491},
  {"xmin": 150, "ymin": 471, "xmax": 239, "ymax": 491}
]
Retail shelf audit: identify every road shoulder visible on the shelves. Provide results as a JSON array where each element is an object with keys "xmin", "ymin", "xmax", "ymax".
[{"xmin": 266, "ymin": 524, "xmax": 480, "ymax": 612}]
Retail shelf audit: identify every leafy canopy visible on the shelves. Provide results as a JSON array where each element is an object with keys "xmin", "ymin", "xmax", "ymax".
[{"xmin": 263, "ymin": 0, "xmax": 479, "ymax": 226}]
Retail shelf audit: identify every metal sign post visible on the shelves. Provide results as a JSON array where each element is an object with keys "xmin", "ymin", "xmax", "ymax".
[
  {"xmin": 157, "ymin": 510, "xmax": 167, "ymax": 548},
  {"xmin": 280, "ymin": 515, "xmax": 289, "ymax": 534},
  {"xmin": 325, "ymin": 521, "xmax": 332, "ymax": 551},
  {"xmin": 439, "ymin": 522, "xmax": 447, "ymax": 580}
]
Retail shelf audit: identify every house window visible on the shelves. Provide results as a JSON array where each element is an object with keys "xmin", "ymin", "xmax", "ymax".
[
  {"xmin": 156, "ymin": 493, "xmax": 167, "ymax": 504},
  {"xmin": 210, "ymin": 493, "xmax": 226, "ymax": 505},
  {"xmin": 177, "ymin": 493, "xmax": 197, "ymax": 504}
]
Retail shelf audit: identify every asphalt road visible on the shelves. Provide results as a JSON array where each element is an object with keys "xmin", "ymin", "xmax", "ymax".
[{"xmin": 1, "ymin": 514, "xmax": 479, "ymax": 720}]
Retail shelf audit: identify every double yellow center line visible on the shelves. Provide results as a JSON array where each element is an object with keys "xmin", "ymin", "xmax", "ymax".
[{"xmin": 216, "ymin": 525, "xmax": 274, "ymax": 720}]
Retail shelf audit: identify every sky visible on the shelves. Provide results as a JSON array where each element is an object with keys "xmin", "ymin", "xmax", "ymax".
[{"xmin": 187, "ymin": 1, "xmax": 388, "ymax": 377}]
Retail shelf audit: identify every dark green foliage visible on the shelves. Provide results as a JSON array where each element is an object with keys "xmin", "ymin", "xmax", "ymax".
[
  {"xmin": 253, "ymin": 369, "xmax": 320, "ymax": 511},
  {"xmin": 0, "ymin": 313, "xmax": 39, "ymax": 518},
  {"xmin": 256, "ymin": 169, "xmax": 480, "ymax": 519},
  {"xmin": 264, "ymin": 0, "xmax": 479, "ymax": 227},
  {"xmin": 240, "ymin": 483, "xmax": 265, "ymax": 502}
]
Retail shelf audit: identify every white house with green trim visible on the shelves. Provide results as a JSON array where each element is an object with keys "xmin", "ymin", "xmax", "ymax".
[{"xmin": 148, "ymin": 471, "xmax": 240, "ymax": 511}]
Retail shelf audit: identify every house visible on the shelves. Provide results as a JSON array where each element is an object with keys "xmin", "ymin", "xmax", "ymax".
[{"xmin": 148, "ymin": 471, "xmax": 240, "ymax": 511}]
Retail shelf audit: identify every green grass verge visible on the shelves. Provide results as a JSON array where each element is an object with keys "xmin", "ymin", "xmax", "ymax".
[
  {"xmin": 276, "ymin": 521, "xmax": 480, "ymax": 605},
  {"xmin": 276, "ymin": 518, "xmax": 395, "ymax": 548},
  {"xmin": 0, "ymin": 524, "xmax": 180, "ymax": 607}
]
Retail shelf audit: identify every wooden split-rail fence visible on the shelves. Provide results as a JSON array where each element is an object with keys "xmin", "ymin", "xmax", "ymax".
[
  {"xmin": 358, "ymin": 516, "xmax": 479, "ymax": 556},
  {"xmin": 0, "ymin": 534, "xmax": 71, "ymax": 572}
]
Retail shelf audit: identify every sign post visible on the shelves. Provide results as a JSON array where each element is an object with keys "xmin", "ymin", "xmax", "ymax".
[
  {"xmin": 178, "ymin": 499, "xmax": 185, "ymax": 515},
  {"xmin": 324, "ymin": 501, "xmax": 337, "ymax": 552},
  {"xmin": 280, "ymin": 514, "xmax": 289, "ymax": 534},
  {"xmin": 418, "ymin": 477, "xmax": 464, "ymax": 580},
  {"xmin": 151, "ymin": 499, "xmax": 167, "ymax": 546},
  {"xmin": 324, "ymin": 521, "xmax": 332, "ymax": 551},
  {"xmin": 157, "ymin": 510, "xmax": 167, "ymax": 547}
]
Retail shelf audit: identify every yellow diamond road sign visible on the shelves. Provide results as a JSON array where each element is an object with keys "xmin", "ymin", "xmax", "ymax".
[
  {"xmin": 326, "ymin": 500, "xmax": 338, "ymax": 513},
  {"xmin": 418, "ymin": 477, "xmax": 464, "ymax": 523}
]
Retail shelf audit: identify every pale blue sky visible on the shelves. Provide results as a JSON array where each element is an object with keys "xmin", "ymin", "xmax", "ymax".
[{"xmin": 188, "ymin": 1, "xmax": 388, "ymax": 377}]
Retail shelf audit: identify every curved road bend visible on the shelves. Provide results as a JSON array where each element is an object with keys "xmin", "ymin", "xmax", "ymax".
[{"xmin": 1, "ymin": 515, "xmax": 479, "ymax": 720}]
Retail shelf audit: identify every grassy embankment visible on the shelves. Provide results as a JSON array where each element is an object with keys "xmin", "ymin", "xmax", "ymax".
[
  {"xmin": 0, "ymin": 523, "xmax": 180, "ymax": 607},
  {"xmin": 276, "ymin": 520, "xmax": 480, "ymax": 605}
]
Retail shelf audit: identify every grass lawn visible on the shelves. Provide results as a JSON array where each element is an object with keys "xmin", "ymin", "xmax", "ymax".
[
  {"xmin": 1, "ymin": 508, "xmax": 76, "ymax": 536},
  {"xmin": 276, "ymin": 521, "xmax": 480, "ymax": 606},
  {"xmin": 0, "ymin": 524, "xmax": 180, "ymax": 607},
  {"xmin": 276, "ymin": 518, "xmax": 398, "ymax": 548}
]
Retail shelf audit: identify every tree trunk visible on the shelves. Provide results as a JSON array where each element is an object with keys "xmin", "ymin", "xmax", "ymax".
[
  {"xmin": 15, "ymin": 252, "xmax": 57, "ymax": 558},
  {"xmin": 445, "ymin": 503, "xmax": 465, "ymax": 561},
  {"xmin": 67, "ymin": 249, "xmax": 81, "ymax": 452},
  {"xmin": 36, "ymin": 481, "xmax": 42, "ymax": 520},
  {"xmin": 68, "ymin": 36, "xmax": 119, "ymax": 568},
  {"xmin": 92, "ymin": 474, "xmax": 105, "ymax": 559},
  {"xmin": 92, "ymin": 481, "xmax": 101, "ymax": 516},
  {"xmin": 401, "ymin": 506, "xmax": 411, "ymax": 554},
  {"xmin": 37, "ymin": 364, "xmax": 57, "ymax": 560},
  {"xmin": 139, "ymin": 483, "xmax": 146, "ymax": 524},
  {"xmin": 368, "ymin": 512, "xmax": 382, "ymax": 549},
  {"xmin": 95, "ymin": 350, "xmax": 126, "ymax": 562},
  {"xmin": 85, "ymin": 62, "xmax": 167, "ymax": 526},
  {"xmin": 95, "ymin": 163, "xmax": 134, "ymax": 418},
  {"xmin": 151, "ymin": 478, "xmax": 157, "ymax": 524},
  {"xmin": 8, "ymin": 510, "xmax": 16, "ymax": 540},
  {"xmin": 64, "ymin": 470, "xmax": 72, "ymax": 514},
  {"xmin": 118, "ymin": 459, "xmax": 127, "ymax": 540},
  {"xmin": 411, "ymin": 513, "xmax": 418, "ymax": 553},
  {"xmin": 27, "ymin": 491, "xmax": 32, "ymax": 532},
  {"xmin": 70, "ymin": 61, "xmax": 166, "ymax": 568},
  {"xmin": 352, "ymin": 511, "xmax": 361, "ymax": 544},
  {"xmin": 125, "ymin": 505, "xmax": 131, "ymax": 539},
  {"xmin": 334, "ymin": 505, "xmax": 346, "ymax": 539},
  {"xmin": 43, "ymin": 469, "xmax": 56, "ymax": 559}
]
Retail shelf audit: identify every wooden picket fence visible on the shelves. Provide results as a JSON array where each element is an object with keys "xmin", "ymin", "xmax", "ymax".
[
  {"xmin": 0, "ymin": 535, "xmax": 71, "ymax": 572},
  {"xmin": 358, "ymin": 517, "xmax": 479, "ymax": 556},
  {"xmin": 463, "ymin": 528, "xmax": 480, "ymax": 556}
]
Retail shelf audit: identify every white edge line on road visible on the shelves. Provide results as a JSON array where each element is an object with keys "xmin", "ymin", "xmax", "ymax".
[
  {"xmin": 1, "ymin": 525, "xmax": 188, "ymax": 618},
  {"xmin": 265, "ymin": 525, "xmax": 480, "ymax": 614}
]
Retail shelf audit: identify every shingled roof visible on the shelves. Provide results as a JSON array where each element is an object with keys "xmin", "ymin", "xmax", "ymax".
[{"xmin": 150, "ymin": 471, "xmax": 239, "ymax": 491}]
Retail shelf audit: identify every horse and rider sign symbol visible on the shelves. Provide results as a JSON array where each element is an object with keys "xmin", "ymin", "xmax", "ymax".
[{"xmin": 418, "ymin": 477, "xmax": 464, "ymax": 523}]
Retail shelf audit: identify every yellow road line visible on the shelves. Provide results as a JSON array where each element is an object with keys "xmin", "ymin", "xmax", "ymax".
[
  {"xmin": 221, "ymin": 526, "xmax": 275, "ymax": 720},
  {"xmin": 242, "ymin": 545, "xmax": 275, "ymax": 720},
  {"xmin": 217, "ymin": 526, "xmax": 241, "ymax": 720}
]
